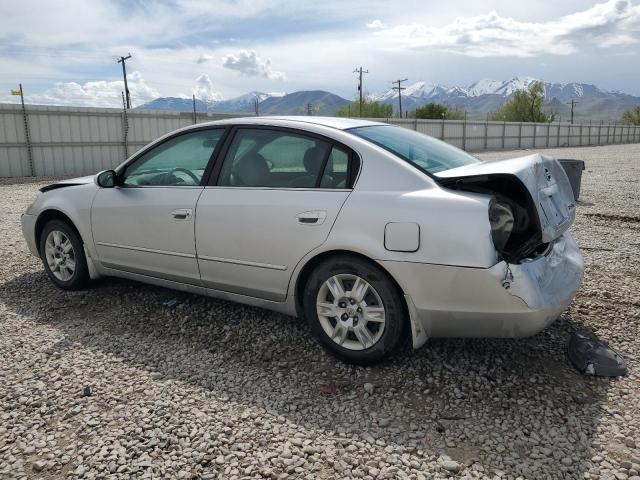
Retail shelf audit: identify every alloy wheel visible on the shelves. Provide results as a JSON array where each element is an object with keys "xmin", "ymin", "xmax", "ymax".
[
  {"xmin": 44, "ymin": 230, "xmax": 76, "ymax": 281},
  {"xmin": 316, "ymin": 273, "xmax": 386, "ymax": 351}
]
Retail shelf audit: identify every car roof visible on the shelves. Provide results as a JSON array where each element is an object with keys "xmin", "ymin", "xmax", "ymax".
[{"xmin": 199, "ymin": 116, "xmax": 388, "ymax": 131}]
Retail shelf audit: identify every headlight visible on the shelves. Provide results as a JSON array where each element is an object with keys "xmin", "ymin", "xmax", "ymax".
[{"xmin": 489, "ymin": 197, "xmax": 514, "ymax": 252}]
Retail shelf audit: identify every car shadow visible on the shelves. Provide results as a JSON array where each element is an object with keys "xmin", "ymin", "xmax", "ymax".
[{"xmin": 1, "ymin": 271, "xmax": 614, "ymax": 478}]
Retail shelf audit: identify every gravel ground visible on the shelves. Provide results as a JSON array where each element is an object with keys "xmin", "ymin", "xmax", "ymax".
[{"xmin": 1, "ymin": 143, "xmax": 639, "ymax": 480}]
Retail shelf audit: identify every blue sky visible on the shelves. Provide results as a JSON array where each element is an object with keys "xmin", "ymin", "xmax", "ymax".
[{"xmin": 1, "ymin": 0, "xmax": 639, "ymax": 107}]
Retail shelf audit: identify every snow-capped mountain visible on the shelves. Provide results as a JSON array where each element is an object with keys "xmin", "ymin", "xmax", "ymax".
[
  {"xmin": 371, "ymin": 76, "xmax": 639, "ymax": 120},
  {"xmin": 137, "ymin": 77, "xmax": 638, "ymax": 120},
  {"xmin": 372, "ymin": 76, "xmax": 613, "ymax": 101}
]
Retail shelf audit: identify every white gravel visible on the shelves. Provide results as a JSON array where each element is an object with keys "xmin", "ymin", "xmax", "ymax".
[{"xmin": 1, "ymin": 143, "xmax": 639, "ymax": 479}]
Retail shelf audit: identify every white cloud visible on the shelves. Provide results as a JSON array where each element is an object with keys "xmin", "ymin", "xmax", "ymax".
[
  {"xmin": 196, "ymin": 53, "xmax": 214, "ymax": 64},
  {"xmin": 221, "ymin": 49, "xmax": 286, "ymax": 80},
  {"xmin": 366, "ymin": 19, "xmax": 385, "ymax": 29},
  {"xmin": 3, "ymin": 71, "xmax": 159, "ymax": 108},
  {"xmin": 193, "ymin": 74, "xmax": 224, "ymax": 102},
  {"xmin": 370, "ymin": 0, "xmax": 640, "ymax": 57}
]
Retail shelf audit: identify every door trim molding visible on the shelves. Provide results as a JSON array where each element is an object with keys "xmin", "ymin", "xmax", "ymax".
[
  {"xmin": 96, "ymin": 241, "xmax": 196, "ymax": 258},
  {"xmin": 197, "ymin": 254, "xmax": 287, "ymax": 271}
]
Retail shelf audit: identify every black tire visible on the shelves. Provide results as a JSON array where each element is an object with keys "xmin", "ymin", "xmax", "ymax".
[
  {"xmin": 303, "ymin": 255, "xmax": 406, "ymax": 365},
  {"xmin": 39, "ymin": 219, "xmax": 91, "ymax": 290}
]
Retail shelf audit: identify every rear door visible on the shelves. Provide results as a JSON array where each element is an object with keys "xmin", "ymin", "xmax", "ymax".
[
  {"xmin": 195, "ymin": 127, "xmax": 357, "ymax": 301},
  {"xmin": 91, "ymin": 128, "xmax": 225, "ymax": 283}
]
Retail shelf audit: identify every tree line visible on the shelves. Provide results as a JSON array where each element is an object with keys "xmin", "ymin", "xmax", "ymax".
[{"xmin": 335, "ymin": 81, "xmax": 640, "ymax": 125}]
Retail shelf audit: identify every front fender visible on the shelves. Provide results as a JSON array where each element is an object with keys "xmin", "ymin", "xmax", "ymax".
[{"xmin": 28, "ymin": 183, "xmax": 99, "ymax": 259}]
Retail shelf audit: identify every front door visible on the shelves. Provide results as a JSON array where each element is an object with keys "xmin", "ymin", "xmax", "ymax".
[
  {"xmin": 92, "ymin": 128, "xmax": 225, "ymax": 284},
  {"xmin": 195, "ymin": 127, "xmax": 354, "ymax": 301}
]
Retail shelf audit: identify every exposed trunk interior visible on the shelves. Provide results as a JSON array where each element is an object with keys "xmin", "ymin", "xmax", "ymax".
[{"xmin": 439, "ymin": 174, "xmax": 545, "ymax": 263}]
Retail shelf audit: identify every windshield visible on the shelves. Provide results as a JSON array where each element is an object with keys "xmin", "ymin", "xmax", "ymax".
[{"xmin": 349, "ymin": 125, "xmax": 479, "ymax": 174}]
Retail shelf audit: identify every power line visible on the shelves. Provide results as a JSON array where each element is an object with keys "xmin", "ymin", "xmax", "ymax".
[
  {"xmin": 353, "ymin": 66, "xmax": 368, "ymax": 117},
  {"xmin": 391, "ymin": 78, "xmax": 408, "ymax": 118},
  {"xmin": 117, "ymin": 54, "xmax": 132, "ymax": 109}
]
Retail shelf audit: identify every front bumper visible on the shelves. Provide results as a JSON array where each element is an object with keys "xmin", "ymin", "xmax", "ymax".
[
  {"xmin": 382, "ymin": 232, "xmax": 584, "ymax": 343},
  {"xmin": 21, "ymin": 213, "xmax": 40, "ymax": 257}
]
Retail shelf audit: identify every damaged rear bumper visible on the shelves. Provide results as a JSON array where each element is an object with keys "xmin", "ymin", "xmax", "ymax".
[{"xmin": 382, "ymin": 232, "xmax": 584, "ymax": 347}]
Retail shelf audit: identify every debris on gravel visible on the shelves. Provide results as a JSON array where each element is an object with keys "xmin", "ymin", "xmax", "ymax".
[{"xmin": 1, "ymin": 143, "xmax": 639, "ymax": 479}]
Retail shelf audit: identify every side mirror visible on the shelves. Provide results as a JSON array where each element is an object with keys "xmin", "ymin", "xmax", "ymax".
[{"xmin": 95, "ymin": 170, "xmax": 117, "ymax": 188}]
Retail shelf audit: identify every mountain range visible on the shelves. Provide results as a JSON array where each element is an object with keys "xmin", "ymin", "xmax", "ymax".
[{"xmin": 137, "ymin": 77, "xmax": 640, "ymax": 121}]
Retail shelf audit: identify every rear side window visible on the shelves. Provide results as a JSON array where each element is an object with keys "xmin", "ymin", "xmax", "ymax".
[
  {"xmin": 217, "ymin": 128, "xmax": 355, "ymax": 189},
  {"xmin": 321, "ymin": 146, "xmax": 350, "ymax": 188},
  {"xmin": 349, "ymin": 125, "xmax": 479, "ymax": 175}
]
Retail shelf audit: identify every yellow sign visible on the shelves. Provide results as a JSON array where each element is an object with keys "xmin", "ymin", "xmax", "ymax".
[{"xmin": 11, "ymin": 89, "xmax": 21, "ymax": 96}]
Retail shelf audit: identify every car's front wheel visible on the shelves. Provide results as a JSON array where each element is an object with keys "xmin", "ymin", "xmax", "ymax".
[
  {"xmin": 39, "ymin": 219, "xmax": 90, "ymax": 290},
  {"xmin": 303, "ymin": 255, "xmax": 406, "ymax": 365}
]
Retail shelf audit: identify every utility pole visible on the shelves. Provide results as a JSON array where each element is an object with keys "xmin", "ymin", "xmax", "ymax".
[
  {"xmin": 353, "ymin": 66, "xmax": 369, "ymax": 117},
  {"xmin": 254, "ymin": 98, "xmax": 260, "ymax": 116},
  {"xmin": 192, "ymin": 94, "xmax": 197, "ymax": 124},
  {"xmin": 391, "ymin": 78, "xmax": 408, "ymax": 118},
  {"xmin": 306, "ymin": 103, "xmax": 313, "ymax": 116},
  {"xmin": 566, "ymin": 99, "xmax": 578, "ymax": 124},
  {"xmin": 117, "ymin": 54, "xmax": 132, "ymax": 109}
]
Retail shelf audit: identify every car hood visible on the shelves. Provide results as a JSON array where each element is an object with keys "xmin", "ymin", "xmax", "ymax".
[
  {"xmin": 436, "ymin": 153, "xmax": 576, "ymax": 243},
  {"xmin": 40, "ymin": 175, "xmax": 95, "ymax": 192}
]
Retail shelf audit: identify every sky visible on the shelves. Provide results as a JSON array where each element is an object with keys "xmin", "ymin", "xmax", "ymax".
[{"xmin": 1, "ymin": 0, "xmax": 639, "ymax": 107}]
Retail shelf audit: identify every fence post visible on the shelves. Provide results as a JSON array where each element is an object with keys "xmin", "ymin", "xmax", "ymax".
[
  {"xmin": 121, "ymin": 105, "xmax": 129, "ymax": 159},
  {"xmin": 484, "ymin": 120, "xmax": 488, "ymax": 150},
  {"xmin": 598, "ymin": 121, "xmax": 602, "ymax": 145},
  {"xmin": 567, "ymin": 123, "xmax": 571, "ymax": 146},
  {"xmin": 440, "ymin": 118, "xmax": 445, "ymax": 141},
  {"xmin": 588, "ymin": 120, "xmax": 592, "ymax": 145},
  {"xmin": 627, "ymin": 125, "xmax": 631, "ymax": 143},
  {"xmin": 546, "ymin": 123, "xmax": 550, "ymax": 147},
  {"xmin": 502, "ymin": 121, "xmax": 506, "ymax": 149},
  {"xmin": 414, "ymin": 117, "xmax": 418, "ymax": 131},
  {"xmin": 518, "ymin": 122, "xmax": 522, "ymax": 148},
  {"xmin": 462, "ymin": 117, "xmax": 467, "ymax": 151},
  {"xmin": 530, "ymin": 123, "xmax": 535, "ymax": 148},
  {"xmin": 557, "ymin": 121, "xmax": 561, "ymax": 146},
  {"xmin": 579, "ymin": 123, "xmax": 583, "ymax": 146},
  {"xmin": 19, "ymin": 84, "xmax": 35, "ymax": 176}
]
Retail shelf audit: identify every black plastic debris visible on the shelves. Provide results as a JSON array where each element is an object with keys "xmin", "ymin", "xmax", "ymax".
[
  {"xmin": 558, "ymin": 159, "xmax": 586, "ymax": 201},
  {"xmin": 568, "ymin": 330, "xmax": 628, "ymax": 377},
  {"xmin": 162, "ymin": 298, "xmax": 179, "ymax": 309},
  {"xmin": 81, "ymin": 385, "xmax": 93, "ymax": 397}
]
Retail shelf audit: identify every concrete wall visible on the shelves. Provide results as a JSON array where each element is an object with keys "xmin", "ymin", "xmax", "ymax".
[
  {"xmin": 1, "ymin": 103, "xmax": 639, "ymax": 178},
  {"xmin": 0, "ymin": 104, "xmax": 243, "ymax": 178}
]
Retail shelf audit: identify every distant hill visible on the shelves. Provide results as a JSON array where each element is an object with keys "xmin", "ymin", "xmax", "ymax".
[
  {"xmin": 256, "ymin": 91, "xmax": 349, "ymax": 115},
  {"xmin": 137, "ymin": 90, "xmax": 349, "ymax": 116},
  {"xmin": 370, "ymin": 77, "xmax": 640, "ymax": 121}
]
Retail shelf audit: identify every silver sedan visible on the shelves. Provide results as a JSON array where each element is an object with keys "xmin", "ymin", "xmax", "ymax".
[{"xmin": 21, "ymin": 117, "xmax": 584, "ymax": 364}]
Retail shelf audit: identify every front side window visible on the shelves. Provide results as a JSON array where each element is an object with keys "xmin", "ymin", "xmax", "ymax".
[
  {"xmin": 349, "ymin": 125, "xmax": 479, "ymax": 175},
  {"xmin": 124, "ymin": 129, "xmax": 224, "ymax": 186},
  {"xmin": 218, "ymin": 128, "xmax": 348, "ymax": 188}
]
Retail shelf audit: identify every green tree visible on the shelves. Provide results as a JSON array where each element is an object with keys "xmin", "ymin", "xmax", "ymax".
[
  {"xmin": 412, "ymin": 103, "xmax": 447, "ymax": 119},
  {"xmin": 335, "ymin": 99, "xmax": 393, "ymax": 118},
  {"xmin": 490, "ymin": 81, "xmax": 554, "ymax": 123},
  {"xmin": 622, "ymin": 106, "xmax": 640, "ymax": 125},
  {"xmin": 409, "ymin": 103, "xmax": 465, "ymax": 120}
]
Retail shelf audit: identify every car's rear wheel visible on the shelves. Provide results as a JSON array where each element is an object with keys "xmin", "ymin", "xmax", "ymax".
[
  {"xmin": 39, "ymin": 219, "xmax": 90, "ymax": 290},
  {"xmin": 303, "ymin": 255, "xmax": 406, "ymax": 365}
]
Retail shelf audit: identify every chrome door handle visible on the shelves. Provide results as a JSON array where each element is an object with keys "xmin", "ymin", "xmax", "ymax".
[
  {"xmin": 171, "ymin": 208, "xmax": 193, "ymax": 220},
  {"xmin": 296, "ymin": 210, "xmax": 327, "ymax": 225}
]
